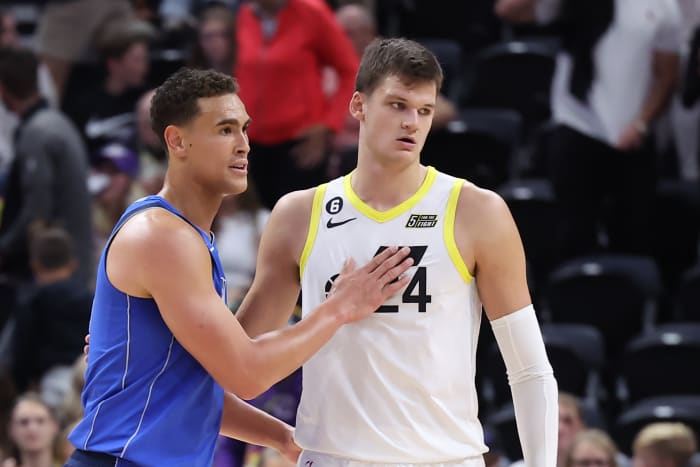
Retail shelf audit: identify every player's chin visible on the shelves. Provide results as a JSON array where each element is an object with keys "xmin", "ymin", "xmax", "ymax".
[{"xmin": 224, "ymin": 178, "xmax": 248, "ymax": 195}]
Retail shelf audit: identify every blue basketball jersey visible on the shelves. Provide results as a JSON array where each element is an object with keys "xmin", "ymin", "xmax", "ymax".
[{"xmin": 70, "ymin": 196, "xmax": 226, "ymax": 467}]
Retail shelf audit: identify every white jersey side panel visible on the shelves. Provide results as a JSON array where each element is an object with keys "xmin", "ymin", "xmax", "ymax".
[{"xmin": 295, "ymin": 168, "xmax": 487, "ymax": 463}]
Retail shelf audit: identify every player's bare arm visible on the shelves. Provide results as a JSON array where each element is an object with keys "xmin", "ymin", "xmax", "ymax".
[
  {"xmin": 453, "ymin": 182, "xmax": 531, "ymax": 319},
  {"xmin": 236, "ymin": 188, "xmax": 316, "ymax": 337},
  {"xmin": 453, "ymin": 182, "xmax": 558, "ymax": 466},
  {"xmin": 107, "ymin": 206, "xmax": 413, "ymax": 400}
]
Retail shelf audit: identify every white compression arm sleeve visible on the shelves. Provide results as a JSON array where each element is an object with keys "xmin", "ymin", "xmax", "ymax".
[{"xmin": 490, "ymin": 304, "xmax": 558, "ymax": 467}]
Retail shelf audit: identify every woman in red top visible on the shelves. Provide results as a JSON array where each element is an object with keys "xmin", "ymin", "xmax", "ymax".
[{"xmin": 235, "ymin": 0, "xmax": 359, "ymax": 209}]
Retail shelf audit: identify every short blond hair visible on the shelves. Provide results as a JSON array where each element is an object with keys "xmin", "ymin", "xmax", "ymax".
[
  {"xmin": 633, "ymin": 422, "xmax": 697, "ymax": 466},
  {"xmin": 566, "ymin": 429, "xmax": 619, "ymax": 467}
]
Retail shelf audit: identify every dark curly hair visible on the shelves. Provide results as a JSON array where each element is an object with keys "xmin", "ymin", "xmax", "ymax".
[
  {"xmin": 150, "ymin": 67, "xmax": 239, "ymax": 149},
  {"xmin": 355, "ymin": 38, "xmax": 443, "ymax": 95}
]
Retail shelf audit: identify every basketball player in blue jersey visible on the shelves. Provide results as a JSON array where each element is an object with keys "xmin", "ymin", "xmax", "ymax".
[
  {"xmin": 66, "ymin": 68, "xmax": 414, "ymax": 467},
  {"xmin": 235, "ymin": 38, "xmax": 559, "ymax": 466}
]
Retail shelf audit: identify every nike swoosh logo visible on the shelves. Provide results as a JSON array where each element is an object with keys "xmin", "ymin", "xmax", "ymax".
[{"xmin": 326, "ymin": 217, "xmax": 357, "ymax": 228}]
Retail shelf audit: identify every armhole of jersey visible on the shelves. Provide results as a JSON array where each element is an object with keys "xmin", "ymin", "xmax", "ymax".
[
  {"xmin": 299, "ymin": 184, "xmax": 328, "ymax": 280},
  {"xmin": 444, "ymin": 179, "xmax": 473, "ymax": 284}
]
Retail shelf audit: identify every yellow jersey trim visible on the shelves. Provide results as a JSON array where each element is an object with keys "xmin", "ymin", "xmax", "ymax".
[
  {"xmin": 299, "ymin": 184, "xmax": 327, "ymax": 279},
  {"xmin": 444, "ymin": 179, "xmax": 473, "ymax": 284},
  {"xmin": 344, "ymin": 166, "xmax": 438, "ymax": 223}
]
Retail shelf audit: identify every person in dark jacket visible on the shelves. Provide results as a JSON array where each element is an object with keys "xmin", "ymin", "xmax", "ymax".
[{"xmin": 0, "ymin": 46, "xmax": 93, "ymax": 321}]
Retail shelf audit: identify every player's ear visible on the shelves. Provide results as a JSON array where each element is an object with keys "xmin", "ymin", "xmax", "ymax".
[
  {"xmin": 164, "ymin": 125, "xmax": 186, "ymax": 158},
  {"xmin": 349, "ymin": 91, "xmax": 365, "ymax": 122}
]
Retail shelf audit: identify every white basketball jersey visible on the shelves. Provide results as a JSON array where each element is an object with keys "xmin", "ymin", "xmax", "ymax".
[{"xmin": 295, "ymin": 167, "xmax": 487, "ymax": 463}]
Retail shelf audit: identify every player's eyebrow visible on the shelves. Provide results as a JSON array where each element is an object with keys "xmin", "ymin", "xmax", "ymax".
[
  {"xmin": 385, "ymin": 93, "xmax": 435, "ymax": 108},
  {"xmin": 215, "ymin": 117, "xmax": 252, "ymax": 127}
]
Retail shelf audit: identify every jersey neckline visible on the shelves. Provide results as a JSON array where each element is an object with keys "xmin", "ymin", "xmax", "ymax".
[{"xmin": 343, "ymin": 166, "xmax": 438, "ymax": 223}]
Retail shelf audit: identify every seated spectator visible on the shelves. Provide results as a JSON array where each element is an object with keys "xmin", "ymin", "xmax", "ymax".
[
  {"xmin": 2, "ymin": 393, "xmax": 59, "ymax": 467},
  {"xmin": 62, "ymin": 18, "xmax": 155, "ymax": 237},
  {"xmin": 632, "ymin": 422, "xmax": 698, "ymax": 467},
  {"xmin": 35, "ymin": 0, "xmax": 133, "ymax": 103},
  {"xmin": 512, "ymin": 392, "xmax": 630, "ymax": 467},
  {"xmin": 564, "ymin": 429, "xmax": 620, "ymax": 467},
  {"xmin": 10, "ymin": 227, "xmax": 92, "ymax": 396}
]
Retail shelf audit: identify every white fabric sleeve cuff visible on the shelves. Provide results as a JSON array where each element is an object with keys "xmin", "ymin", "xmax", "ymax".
[{"xmin": 490, "ymin": 305, "xmax": 558, "ymax": 467}]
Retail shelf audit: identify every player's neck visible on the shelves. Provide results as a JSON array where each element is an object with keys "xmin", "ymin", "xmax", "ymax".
[
  {"xmin": 158, "ymin": 176, "xmax": 222, "ymax": 234},
  {"xmin": 351, "ymin": 160, "xmax": 427, "ymax": 211}
]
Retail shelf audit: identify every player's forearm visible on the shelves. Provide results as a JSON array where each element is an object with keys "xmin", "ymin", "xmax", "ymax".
[
  {"xmin": 219, "ymin": 392, "xmax": 294, "ymax": 452},
  {"xmin": 243, "ymin": 298, "xmax": 344, "ymax": 398},
  {"xmin": 491, "ymin": 305, "xmax": 558, "ymax": 466},
  {"xmin": 511, "ymin": 373, "xmax": 559, "ymax": 466}
]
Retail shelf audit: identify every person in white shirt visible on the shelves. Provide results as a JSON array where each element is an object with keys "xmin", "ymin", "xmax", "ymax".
[{"xmin": 496, "ymin": 0, "xmax": 681, "ymax": 261}]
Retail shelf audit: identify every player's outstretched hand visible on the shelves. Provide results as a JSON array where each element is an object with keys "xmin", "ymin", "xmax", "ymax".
[{"xmin": 330, "ymin": 246, "xmax": 413, "ymax": 324}]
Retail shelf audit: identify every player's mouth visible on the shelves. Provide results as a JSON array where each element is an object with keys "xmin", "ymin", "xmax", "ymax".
[
  {"xmin": 228, "ymin": 160, "xmax": 248, "ymax": 174},
  {"xmin": 396, "ymin": 136, "xmax": 416, "ymax": 150}
]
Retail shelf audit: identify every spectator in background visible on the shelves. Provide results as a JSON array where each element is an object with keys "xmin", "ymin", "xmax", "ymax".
[
  {"xmin": 0, "ymin": 10, "xmax": 17, "ymax": 189},
  {"xmin": 2, "ymin": 393, "xmax": 59, "ymax": 467},
  {"xmin": 235, "ymin": 0, "xmax": 359, "ymax": 209},
  {"xmin": 334, "ymin": 3, "xmax": 456, "ymax": 130},
  {"xmin": 129, "ymin": 89, "xmax": 167, "ymax": 199},
  {"xmin": 496, "ymin": 0, "xmax": 681, "ymax": 262},
  {"xmin": 512, "ymin": 392, "xmax": 630, "ymax": 467},
  {"xmin": 54, "ymin": 357, "xmax": 86, "ymax": 431},
  {"xmin": 63, "ymin": 19, "xmax": 155, "ymax": 237},
  {"xmin": 327, "ymin": 3, "xmax": 457, "ymax": 176},
  {"xmin": 10, "ymin": 227, "xmax": 92, "ymax": 396},
  {"xmin": 564, "ymin": 429, "xmax": 620, "ymax": 467},
  {"xmin": 189, "ymin": 3, "xmax": 237, "ymax": 74},
  {"xmin": 632, "ymin": 422, "xmax": 698, "ymax": 467},
  {"xmin": 215, "ymin": 189, "xmax": 270, "ymax": 310},
  {"xmin": 663, "ymin": 0, "xmax": 700, "ymax": 182},
  {"xmin": 0, "ymin": 47, "xmax": 93, "ymax": 318},
  {"xmin": 34, "ymin": 0, "xmax": 133, "ymax": 103},
  {"xmin": 0, "ymin": 9, "xmax": 57, "ymax": 192}
]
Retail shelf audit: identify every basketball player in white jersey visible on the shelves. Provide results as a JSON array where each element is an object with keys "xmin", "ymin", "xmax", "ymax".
[{"xmin": 235, "ymin": 38, "xmax": 558, "ymax": 466}]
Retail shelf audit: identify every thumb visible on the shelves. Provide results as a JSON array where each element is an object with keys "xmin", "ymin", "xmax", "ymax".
[{"xmin": 340, "ymin": 257, "xmax": 356, "ymax": 275}]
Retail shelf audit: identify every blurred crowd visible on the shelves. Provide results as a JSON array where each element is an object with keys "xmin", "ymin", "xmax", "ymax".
[{"xmin": 0, "ymin": 0, "xmax": 699, "ymax": 466}]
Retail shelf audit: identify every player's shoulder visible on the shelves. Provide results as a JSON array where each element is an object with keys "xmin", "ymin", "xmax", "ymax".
[
  {"xmin": 453, "ymin": 180, "xmax": 514, "ymax": 234},
  {"xmin": 456, "ymin": 180, "xmax": 509, "ymax": 216},
  {"xmin": 113, "ymin": 207, "xmax": 206, "ymax": 261},
  {"xmin": 271, "ymin": 187, "xmax": 318, "ymax": 221}
]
